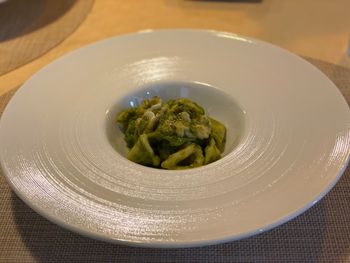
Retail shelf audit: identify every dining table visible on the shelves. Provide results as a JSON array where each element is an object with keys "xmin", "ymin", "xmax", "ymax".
[{"xmin": 0, "ymin": 1, "xmax": 350, "ymax": 262}]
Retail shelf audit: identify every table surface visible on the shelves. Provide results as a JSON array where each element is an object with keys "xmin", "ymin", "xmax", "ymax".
[
  {"xmin": 1, "ymin": 1, "xmax": 350, "ymax": 262},
  {"xmin": 1, "ymin": 0, "xmax": 350, "ymax": 96}
]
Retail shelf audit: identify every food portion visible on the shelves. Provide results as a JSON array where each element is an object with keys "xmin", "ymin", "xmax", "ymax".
[{"xmin": 116, "ymin": 96, "xmax": 226, "ymax": 169}]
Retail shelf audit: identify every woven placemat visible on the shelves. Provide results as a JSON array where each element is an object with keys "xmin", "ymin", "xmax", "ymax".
[
  {"xmin": 0, "ymin": 0, "xmax": 94, "ymax": 76},
  {"xmin": 0, "ymin": 58, "xmax": 349, "ymax": 262}
]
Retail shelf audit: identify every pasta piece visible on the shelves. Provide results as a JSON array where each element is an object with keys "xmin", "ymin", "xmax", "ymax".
[
  {"xmin": 116, "ymin": 108, "xmax": 137, "ymax": 131},
  {"xmin": 127, "ymin": 134, "xmax": 160, "ymax": 167},
  {"xmin": 124, "ymin": 119, "xmax": 137, "ymax": 148},
  {"xmin": 210, "ymin": 118, "xmax": 226, "ymax": 152},
  {"xmin": 204, "ymin": 138, "xmax": 221, "ymax": 164},
  {"xmin": 161, "ymin": 143, "xmax": 204, "ymax": 169}
]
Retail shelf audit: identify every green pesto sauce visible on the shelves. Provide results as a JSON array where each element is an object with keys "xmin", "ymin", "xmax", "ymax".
[{"xmin": 116, "ymin": 96, "xmax": 226, "ymax": 169}]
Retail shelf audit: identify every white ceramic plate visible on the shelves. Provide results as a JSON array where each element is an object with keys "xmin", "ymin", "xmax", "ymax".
[{"xmin": 1, "ymin": 30, "xmax": 349, "ymax": 248}]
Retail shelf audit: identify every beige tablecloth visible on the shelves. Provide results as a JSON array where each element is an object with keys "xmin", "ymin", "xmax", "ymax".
[
  {"xmin": 0, "ymin": 0, "xmax": 94, "ymax": 76},
  {"xmin": 0, "ymin": 58, "xmax": 349, "ymax": 262}
]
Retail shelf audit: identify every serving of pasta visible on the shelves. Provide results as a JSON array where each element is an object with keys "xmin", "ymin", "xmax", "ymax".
[{"xmin": 117, "ymin": 96, "xmax": 226, "ymax": 169}]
